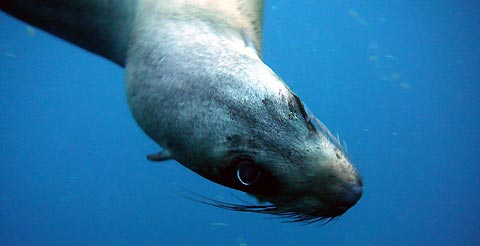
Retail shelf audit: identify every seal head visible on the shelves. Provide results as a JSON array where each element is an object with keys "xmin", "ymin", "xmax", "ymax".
[
  {"xmin": 211, "ymin": 114, "xmax": 362, "ymax": 221},
  {"xmin": 188, "ymin": 92, "xmax": 363, "ymax": 222}
]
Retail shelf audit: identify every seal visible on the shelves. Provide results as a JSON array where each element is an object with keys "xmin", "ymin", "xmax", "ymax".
[{"xmin": 1, "ymin": 0, "xmax": 362, "ymax": 222}]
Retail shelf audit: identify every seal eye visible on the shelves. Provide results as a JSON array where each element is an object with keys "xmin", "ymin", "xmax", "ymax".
[
  {"xmin": 221, "ymin": 156, "xmax": 281, "ymax": 196},
  {"xmin": 236, "ymin": 160, "xmax": 261, "ymax": 186}
]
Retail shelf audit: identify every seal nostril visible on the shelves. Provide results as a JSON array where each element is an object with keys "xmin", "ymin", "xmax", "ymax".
[{"xmin": 338, "ymin": 182, "xmax": 363, "ymax": 208}]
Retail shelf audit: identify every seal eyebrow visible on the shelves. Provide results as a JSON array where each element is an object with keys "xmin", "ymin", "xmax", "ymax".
[{"xmin": 291, "ymin": 94, "xmax": 316, "ymax": 132}]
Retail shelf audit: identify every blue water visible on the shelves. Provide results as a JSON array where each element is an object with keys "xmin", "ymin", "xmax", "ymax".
[{"xmin": 1, "ymin": 1, "xmax": 479, "ymax": 245}]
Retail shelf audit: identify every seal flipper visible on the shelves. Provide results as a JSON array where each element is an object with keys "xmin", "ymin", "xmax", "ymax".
[
  {"xmin": 147, "ymin": 150, "xmax": 173, "ymax": 162},
  {"xmin": 0, "ymin": 0, "xmax": 136, "ymax": 66}
]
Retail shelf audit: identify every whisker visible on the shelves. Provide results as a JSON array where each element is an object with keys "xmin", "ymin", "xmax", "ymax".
[
  {"xmin": 343, "ymin": 139, "xmax": 349, "ymax": 154},
  {"xmin": 176, "ymin": 188, "xmax": 337, "ymax": 224}
]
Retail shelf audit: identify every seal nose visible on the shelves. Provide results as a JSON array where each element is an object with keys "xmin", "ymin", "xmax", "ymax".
[
  {"xmin": 321, "ymin": 181, "xmax": 363, "ymax": 217},
  {"xmin": 338, "ymin": 181, "xmax": 363, "ymax": 209}
]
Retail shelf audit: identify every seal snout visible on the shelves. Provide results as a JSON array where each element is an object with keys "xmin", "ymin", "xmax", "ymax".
[
  {"xmin": 339, "ymin": 181, "xmax": 363, "ymax": 208},
  {"xmin": 319, "ymin": 181, "xmax": 362, "ymax": 218}
]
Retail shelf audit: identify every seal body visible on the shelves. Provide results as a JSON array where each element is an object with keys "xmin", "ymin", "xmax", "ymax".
[{"xmin": 1, "ymin": 0, "xmax": 362, "ymax": 222}]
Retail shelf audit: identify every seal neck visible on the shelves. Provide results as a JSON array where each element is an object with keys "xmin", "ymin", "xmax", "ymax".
[{"xmin": 124, "ymin": 7, "xmax": 263, "ymax": 164}]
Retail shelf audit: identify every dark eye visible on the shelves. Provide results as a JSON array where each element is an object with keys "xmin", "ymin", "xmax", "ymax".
[
  {"xmin": 236, "ymin": 159, "xmax": 261, "ymax": 186},
  {"xmin": 220, "ymin": 156, "xmax": 281, "ymax": 197}
]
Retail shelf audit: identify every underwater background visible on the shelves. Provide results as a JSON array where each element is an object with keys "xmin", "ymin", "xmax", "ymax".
[{"xmin": 1, "ymin": 1, "xmax": 479, "ymax": 245}]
